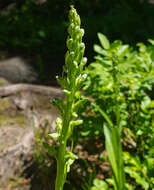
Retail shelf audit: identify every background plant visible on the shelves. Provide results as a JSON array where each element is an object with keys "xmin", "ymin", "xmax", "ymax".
[
  {"xmin": 80, "ymin": 33, "xmax": 154, "ymax": 189},
  {"xmin": 33, "ymin": 119, "xmax": 56, "ymax": 189},
  {"xmin": 87, "ymin": 33, "xmax": 126, "ymax": 190}
]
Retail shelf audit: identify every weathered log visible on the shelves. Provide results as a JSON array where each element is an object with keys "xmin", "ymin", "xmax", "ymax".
[{"xmin": 0, "ymin": 84, "xmax": 63, "ymax": 98}]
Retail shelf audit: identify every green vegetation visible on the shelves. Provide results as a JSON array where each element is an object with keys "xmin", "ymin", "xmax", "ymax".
[
  {"xmin": 45, "ymin": 5, "xmax": 153, "ymax": 190},
  {"xmin": 48, "ymin": 6, "xmax": 87, "ymax": 190},
  {"xmin": 81, "ymin": 32, "xmax": 154, "ymax": 189},
  {"xmin": 0, "ymin": 1, "xmax": 153, "ymax": 190}
]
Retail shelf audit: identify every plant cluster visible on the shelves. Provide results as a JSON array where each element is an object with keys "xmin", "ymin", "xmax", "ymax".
[
  {"xmin": 32, "ymin": 5, "xmax": 154, "ymax": 190},
  {"xmin": 82, "ymin": 33, "xmax": 154, "ymax": 189}
]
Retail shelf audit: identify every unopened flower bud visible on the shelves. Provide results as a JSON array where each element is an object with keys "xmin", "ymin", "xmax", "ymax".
[
  {"xmin": 70, "ymin": 120, "xmax": 83, "ymax": 127},
  {"xmin": 49, "ymin": 133, "xmax": 59, "ymax": 140},
  {"xmin": 67, "ymin": 38, "xmax": 73, "ymax": 50},
  {"xmin": 80, "ymin": 29, "xmax": 84, "ymax": 37},
  {"xmin": 63, "ymin": 89, "xmax": 71, "ymax": 95},
  {"xmin": 68, "ymin": 23, "xmax": 75, "ymax": 36},
  {"xmin": 73, "ymin": 61, "xmax": 78, "ymax": 69}
]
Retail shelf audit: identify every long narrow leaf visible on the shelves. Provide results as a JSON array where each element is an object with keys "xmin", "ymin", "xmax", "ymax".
[
  {"xmin": 91, "ymin": 99, "xmax": 125, "ymax": 190},
  {"xmin": 104, "ymin": 124, "xmax": 125, "ymax": 190}
]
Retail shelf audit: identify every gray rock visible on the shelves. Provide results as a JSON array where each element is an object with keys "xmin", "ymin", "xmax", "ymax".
[
  {"xmin": 0, "ymin": 89, "xmax": 59, "ymax": 189},
  {"xmin": 0, "ymin": 129, "xmax": 34, "ymax": 186},
  {"xmin": 0, "ymin": 57, "xmax": 38, "ymax": 83}
]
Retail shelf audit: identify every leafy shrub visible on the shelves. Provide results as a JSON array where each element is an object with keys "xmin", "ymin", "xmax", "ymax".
[{"xmin": 82, "ymin": 33, "xmax": 154, "ymax": 189}]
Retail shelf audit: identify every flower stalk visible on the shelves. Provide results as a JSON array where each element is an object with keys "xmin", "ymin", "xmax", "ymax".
[{"xmin": 49, "ymin": 6, "xmax": 87, "ymax": 190}]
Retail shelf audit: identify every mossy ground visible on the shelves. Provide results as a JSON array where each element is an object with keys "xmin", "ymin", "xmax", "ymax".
[
  {"xmin": 0, "ymin": 97, "xmax": 27, "ymax": 127},
  {"xmin": 0, "ymin": 115, "xmax": 27, "ymax": 127},
  {"xmin": 0, "ymin": 77, "xmax": 9, "ymax": 86},
  {"xmin": 0, "ymin": 98, "xmax": 11, "ymax": 113}
]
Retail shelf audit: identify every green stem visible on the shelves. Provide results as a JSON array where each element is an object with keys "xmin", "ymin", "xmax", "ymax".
[
  {"xmin": 55, "ymin": 141, "xmax": 67, "ymax": 190},
  {"xmin": 71, "ymin": 139, "xmax": 74, "ymax": 152},
  {"xmin": 92, "ymin": 102, "xmax": 113, "ymax": 128},
  {"xmin": 55, "ymin": 92, "xmax": 74, "ymax": 190},
  {"xmin": 112, "ymin": 56, "xmax": 120, "ymax": 129}
]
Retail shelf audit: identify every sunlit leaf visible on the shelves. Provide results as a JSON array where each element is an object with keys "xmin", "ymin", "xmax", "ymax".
[{"xmin": 98, "ymin": 33, "xmax": 110, "ymax": 49}]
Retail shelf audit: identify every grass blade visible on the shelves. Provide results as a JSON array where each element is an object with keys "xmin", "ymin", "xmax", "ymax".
[{"xmin": 104, "ymin": 124, "xmax": 125, "ymax": 190}]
